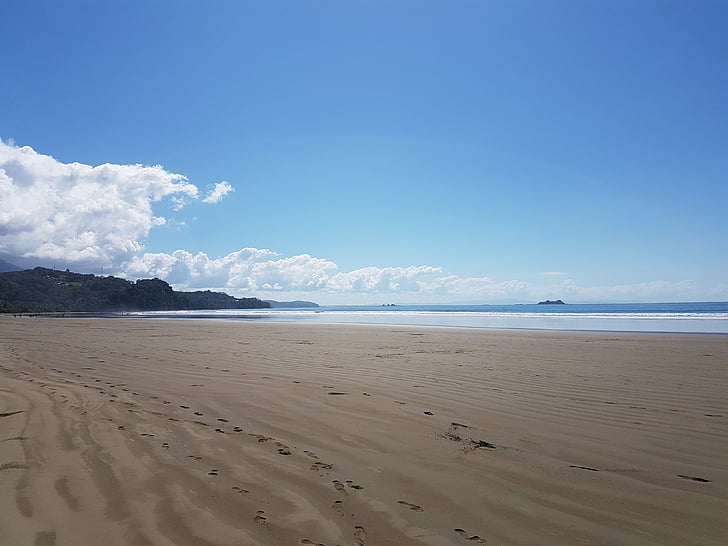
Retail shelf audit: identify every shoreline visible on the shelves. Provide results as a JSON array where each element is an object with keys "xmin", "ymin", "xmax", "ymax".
[
  {"xmin": 5, "ymin": 312, "xmax": 728, "ymax": 335},
  {"xmin": 2, "ymin": 319, "xmax": 727, "ymax": 545}
]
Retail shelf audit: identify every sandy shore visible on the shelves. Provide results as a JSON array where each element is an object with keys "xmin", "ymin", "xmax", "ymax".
[{"xmin": 1, "ymin": 318, "xmax": 726, "ymax": 545}]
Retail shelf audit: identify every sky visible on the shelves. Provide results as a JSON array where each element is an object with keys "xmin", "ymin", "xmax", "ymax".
[{"xmin": 1, "ymin": 0, "xmax": 726, "ymax": 304}]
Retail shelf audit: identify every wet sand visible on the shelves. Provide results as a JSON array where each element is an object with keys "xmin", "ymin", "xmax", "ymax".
[{"xmin": 1, "ymin": 318, "xmax": 727, "ymax": 545}]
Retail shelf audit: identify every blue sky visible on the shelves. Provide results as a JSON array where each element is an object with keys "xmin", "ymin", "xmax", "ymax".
[{"xmin": 1, "ymin": 0, "xmax": 726, "ymax": 303}]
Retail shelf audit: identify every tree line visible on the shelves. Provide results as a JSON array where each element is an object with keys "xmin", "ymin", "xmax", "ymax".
[{"xmin": 0, "ymin": 267, "xmax": 270, "ymax": 313}]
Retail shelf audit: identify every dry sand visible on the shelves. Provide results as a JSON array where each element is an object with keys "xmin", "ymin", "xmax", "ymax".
[{"xmin": 1, "ymin": 318, "xmax": 726, "ymax": 545}]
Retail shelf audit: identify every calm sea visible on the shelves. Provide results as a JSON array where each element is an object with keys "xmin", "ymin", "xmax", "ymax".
[{"xmin": 133, "ymin": 302, "xmax": 728, "ymax": 334}]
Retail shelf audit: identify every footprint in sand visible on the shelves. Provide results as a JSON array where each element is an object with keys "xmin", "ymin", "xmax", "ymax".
[
  {"xmin": 300, "ymin": 540, "xmax": 326, "ymax": 545},
  {"xmin": 310, "ymin": 462, "xmax": 333, "ymax": 472},
  {"xmin": 278, "ymin": 448, "xmax": 292, "ymax": 456},
  {"xmin": 217, "ymin": 418, "xmax": 229, "ymax": 423},
  {"xmin": 194, "ymin": 412, "xmax": 204, "ymax": 416},
  {"xmin": 254, "ymin": 510, "xmax": 267, "ymax": 524},
  {"xmin": 332, "ymin": 500, "xmax": 344, "ymax": 516},
  {"xmin": 207, "ymin": 469, "xmax": 219, "ymax": 476},
  {"xmin": 346, "ymin": 480, "xmax": 364, "ymax": 490},
  {"xmin": 353, "ymin": 525, "xmax": 367, "ymax": 545},
  {"xmin": 231, "ymin": 486, "xmax": 249, "ymax": 495},
  {"xmin": 304, "ymin": 450, "xmax": 319, "ymax": 459},
  {"xmin": 161, "ymin": 442, "xmax": 169, "ymax": 449},
  {"xmin": 397, "ymin": 500, "xmax": 424, "ymax": 512},
  {"xmin": 233, "ymin": 426, "xmax": 243, "ymax": 432},
  {"xmin": 214, "ymin": 428, "xmax": 225, "ymax": 434},
  {"xmin": 454, "ymin": 528, "xmax": 486, "ymax": 543},
  {"xmin": 332, "ymin": 480, "xmax": 347, "ymax": 494},
  {"xmin": 180, "ymin": 405, "xmax": 190, "ymax": 409}
]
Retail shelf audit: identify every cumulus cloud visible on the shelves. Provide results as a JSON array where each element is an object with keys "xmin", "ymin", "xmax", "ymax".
[
  {"xmin": 202, "ymin": 181, "xmax": 234, "ymax": 203},
  {"xmin": 249, "ymin": 254, "xmax": 339, "ymax": 291},
  {"xmin": 0, "ymin": 140, "xmax": 232, "ymax": 268},
  {"xmin": 328, "ymin": 265, "xmax": 442, "ymax": 293},
  {"xmin": 122, "ymin": 250, "xmax": 339, "ymax": 293},
  {"xmin": 124, "ymin": 248, "xmax": 279, "ymax": 289}
]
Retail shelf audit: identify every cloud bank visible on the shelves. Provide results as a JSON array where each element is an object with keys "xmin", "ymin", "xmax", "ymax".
[
  {"xmin": 120, "ymin": 248, "xmax": 712, "ymax": 304},
  {"xmin": 0, "ymin": 140, "xmax": 231, "ymax": 269},
  {"xmin": 2, "ymin": 140, "xmax": 720, "ymax": 304}
]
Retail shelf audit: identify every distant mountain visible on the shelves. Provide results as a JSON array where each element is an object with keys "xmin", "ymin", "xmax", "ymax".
[
  {"xmin": 265, "ymin": 300, "xmax": 319, "ymax": 308},
  {"xmin": 537, "ymin": 299, "xmax": 566, "ymax": 305},
  {"xmin": 0, "ymin": 267, "xmax": 270, "ymax": 313},
  {"xmin": 0, "ymin": 259, "xmax": 21, "ymax": 272}
]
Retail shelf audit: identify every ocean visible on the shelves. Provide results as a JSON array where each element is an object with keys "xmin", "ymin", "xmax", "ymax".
[{"xmin": 132, "ymin": 301, "xmax": 728, "ymax": 334}]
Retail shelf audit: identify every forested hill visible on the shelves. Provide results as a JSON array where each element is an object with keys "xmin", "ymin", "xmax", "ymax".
[{"xmin": 0, "ymin": 267, "xmax": 270, "ymax": 313}]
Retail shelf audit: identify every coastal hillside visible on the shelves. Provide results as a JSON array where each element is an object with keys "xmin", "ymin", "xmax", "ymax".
[
  {"xmin": 0, "ymin": 267, "xmax": 269, "ymax": 313},
  {"xmin": 264, "ymin": 300, "xmax": 319, "ymax": 308}
]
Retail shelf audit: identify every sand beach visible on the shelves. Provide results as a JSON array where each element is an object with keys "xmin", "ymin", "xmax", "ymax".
[{"xmin": 1, "ymin": 318, "xmax": 726, "ymax": 545}]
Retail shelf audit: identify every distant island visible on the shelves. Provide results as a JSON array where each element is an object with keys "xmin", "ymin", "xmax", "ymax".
[
  {"xmin": 264, "ymin": 300, "xmax": 319, "ymax": 308},
  {"xmin": 537, "ymin": 299, "xmax": 566, "ymax": 305},
  {"xmin": 0, "ymin": 267, "xmax": 269, "ymax": 313}
]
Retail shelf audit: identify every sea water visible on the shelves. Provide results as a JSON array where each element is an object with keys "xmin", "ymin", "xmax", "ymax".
[{"xmin": 134, "ymin": 302, "xmax": 728, "ymax": 334}]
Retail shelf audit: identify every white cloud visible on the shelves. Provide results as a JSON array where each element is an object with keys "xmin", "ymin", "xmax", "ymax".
[
  {"xmin": 123, "ymin": 252, "xmax": 450, "ymax": 299},
  {"xmin": 328, "ymin": 265, "xmax": 442, "ymax": 293},
  {"xmin": 123, "ymin": 250, "xmax": 339, "ymax": 293},
  {"xmin": 202, "ymin": 181, "xmax": 234, "ymax": 203},
  {"xmin": 124, "ymin": 248, "xmax": 279, "ymax": 289},
  {"xmin": 249, "ymin": 254, "xmax": 339, "ymax": 291},
  {"xmin": 0, "ymin": 139, "xmax": 232, "ymax": 268}
]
